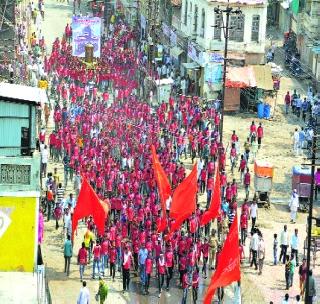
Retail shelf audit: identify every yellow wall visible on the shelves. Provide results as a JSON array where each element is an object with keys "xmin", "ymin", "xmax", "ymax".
[{"xmin": 0, "ymin": 197, "xmax": 37, "ymax": 272}]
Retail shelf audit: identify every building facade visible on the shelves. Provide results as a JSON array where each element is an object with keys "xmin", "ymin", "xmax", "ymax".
[{"xmin": 178, "ymin": 0, "xmax": 268, "ymax": 98}]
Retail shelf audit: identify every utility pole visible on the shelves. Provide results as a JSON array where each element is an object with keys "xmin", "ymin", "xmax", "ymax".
[
  {"xmin": 304, "ymin": 118, "xmax": 318, "ymax": 303},
  {"xmin": 213, "ymin": 2, "xmax": 242, "ymax": 143}
]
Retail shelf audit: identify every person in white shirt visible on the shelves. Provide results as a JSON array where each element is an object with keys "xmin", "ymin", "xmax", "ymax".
[
  {"xmin": 289, "ymin": 189, "xmax": 299, "ymax": 223},
  {"xmin": 40, "ymin": 145, "xmax": 49, "ymax": 178},
  {"xmin": 77, "ymin": 281, "xmax": 90, "ymax": 304},
  {"xmin": 63, "ymin": 208, "xmax": 71, "ymax": 239},
  {"xmin": 291, "ymin": 228, "xmax": 299, "ymax": 265},
  {"xmin": 293, "ymin": 128, "xmax": 300, "ymax": 156},
  {"xmin": 258, "ymin": 235, "xmax": 265, "ymax": 275},
  {"xmin": 250, "ymin": 200, "xmax": 258, "ymax": 229},
  {"xmin": 250, "ymin": 229, "xmax": 259, "ymax": 270},
  {"xmin": 279, "ymin": 225, "xmax": 289, "ymax": 264}
]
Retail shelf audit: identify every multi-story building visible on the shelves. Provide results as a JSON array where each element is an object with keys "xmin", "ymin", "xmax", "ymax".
[
  {"xmin": 297, "ymin": 0, "xmax": 320, "ymax": 81},
  {"xmin": 179, "ymin": 0, "xmax": 268, "ymax": 98}
]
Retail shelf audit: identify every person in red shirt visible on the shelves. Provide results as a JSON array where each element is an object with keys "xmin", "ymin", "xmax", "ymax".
[
  {"xmin": 284, "ymin": 91, "xmax": 291, "ymax": 114},
  {"xmin": 158, "ymin": 252, "xmax": 166, "ymax": 298},
  {"xmin": 249, "ymin": 121, "xmax": 257, "ymax": 143},
  {"xmin": 244, "ymin": 168, "xmax": 251, "ymax": 199},
  {"xmin": 240, "ymin": 210, "xmax": 248, "ymax": 245},
  {"xmin": 122, "ymin": 246, "xmax": 133, "ymax": 292},
  {"xmin": 78, "ymin": 242, "xmax": 88, "ymax": 281},
  {"xmin": 257, "ymin": 122, "xmax": 264, "ymax": 149},
  {"xmin": 201, "ymin": 238, "xmax": 209, "ymax": 279},
  {"xmin": 181, "ymin": 270, "xmax": 189, "ymax": 304},
  {"xmin": 101, "ymin": 238, "xmax": 109, "ymax": 276},
  {"xmin": 238, "ymin": 155, "xmax": 247, "ymax": 183},
  {"xmin": 92, "ymin": 241, "xmax": 101, "ymax": 279},
  {"xmin": 145, "ymin": 252, "xmax": 153, "ymax": 294},
  {"xmin": 179, "ymin": 251, "xmax": 187, "ymax": 286},
  {"xmin": 109, "ymin": 241, "xmax": 117, "ymax": 281},
  {"xmin": 192, "ymin": 267, "xmax": 200, "ymax": 303},
  {"xmin": 165, "ymin": 245, "xmax": 174, "ymax": 290}
]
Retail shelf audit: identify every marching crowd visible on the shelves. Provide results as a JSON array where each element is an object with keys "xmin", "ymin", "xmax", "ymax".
[{"xmin": 31, "ymin": 3, "xmax": 318, "ymax": 304}]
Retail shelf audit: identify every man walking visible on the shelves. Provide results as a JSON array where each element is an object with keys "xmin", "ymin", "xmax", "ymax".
[
  {"xmin": 279, "ymin": 225, "xmax": 289, "ymax": 264},
  {"xmin": 291, "ymin": 229, "xmax": 299, "ymax": 266},
  {"xmin": 64, "ymin": 235, "xmax": 73, "ymax": 276},
  {"xmin": 289, "ymin": 189, "xmax": 299, "ymax": 223},
  {"xmin": 77, "ymin": 242, "xmax": 87, "ymax": 282},
  {"xmin": 77, "ymin": 281, "xmax": 90, "ymax": 304},
  {"xmin": 209, "ymin": 229, "xmax": 218, "ymax": 269},
  {"xmin": 250, "ymin": 228, "xmax": 259, "ymax": 270},
  {"xmin": 122, "ymin": 246, "xmax": 133, "ymax": 292},
  {"xmin": 138, "ymin": 243, "xmax": 148, "ymax": 288}
]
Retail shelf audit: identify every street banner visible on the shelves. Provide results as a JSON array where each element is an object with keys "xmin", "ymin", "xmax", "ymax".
[{"xmin": 72, "ymin": 16, "xmax": 101, "ymax": 58}]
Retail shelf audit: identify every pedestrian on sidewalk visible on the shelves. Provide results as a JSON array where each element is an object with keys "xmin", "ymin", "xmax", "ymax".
[
  {"xmin": 284, "ymin": 91, "xmax": 291, "ymax": 114},
  {"xmin": 64, "ymin": 235, "xmax": 73, "ymax": 276},
  {"xmin": 77, "ymin": 281, "xmax": 90, "ymax": 304},
  {"xmin": 77, "ymin": 242, "xmax": 87, "ymax": 281}
]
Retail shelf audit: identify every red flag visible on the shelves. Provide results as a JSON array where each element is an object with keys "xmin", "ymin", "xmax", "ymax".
[
  {"xmin": 203, "ymin": 217, "xmax": 241, "ymax": 304},
  {"xmin": 169, "ymin": 164, "xmax": 197, "ymax": 230},
  {"xmin": 151, "ymin": 145, "xmax": 171, "ymax": 216},
  {"xmin": 72, "ymin": 178, "xmax": 108, "ymax": 238},
  {"xmin": 200, "ymin": 168, "xmax": 221, "ymax": 227}
]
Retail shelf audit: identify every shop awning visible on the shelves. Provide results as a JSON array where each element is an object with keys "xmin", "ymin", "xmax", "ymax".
[
  {"xmin": 226, "ymin": 66, "xmax": 256, "ymax": 88},
  {"xmin": 226, "ymin": 65, "xmax": 273, "ymax": 90},
  {"xmin": 170, "ymin": 46, "xmax": 184, "ymax": 58},
  {"xmin": 252, "ymin": 65, "xmax": 274, "ymax": 91},
  {"xmin": 182, "ymin": 62, "xmax": 200, "ymax": 69}
]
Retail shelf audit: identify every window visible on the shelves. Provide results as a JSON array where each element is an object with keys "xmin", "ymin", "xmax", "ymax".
[
  {"xmin": 229, "ymin": 14, "xmax": 245, "ymax": 42},
  {"xmin": 194, "ymin": 5, "xmax": 198, "ymax": 34},
  {"xmin": 184, "ymin": 1, "xmax": 188, "ymax": 25},
  {"xmin": 251, "ymin": 15, "xmax": 260, "ymax": 42},
  {"xmin": 201, "ymin": 9, "xmax": 205, "ymax": 37},
  {"xmin": 214, "ymin": 13, "xmax": 222, "ymax": 40}
]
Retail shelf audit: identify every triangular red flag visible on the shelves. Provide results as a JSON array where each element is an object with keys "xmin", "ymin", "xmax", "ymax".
[
  {"xmin": 200, "ymin": 168, "xmax": 221, "ymax": 227},
  {"xmin": 72, "ymin": 178, "xmax": 108, "ymax": 238},
  {"xmin": 203, "ymin": 216, "xmax": 241, "ymax": 304},
  {"xmin": 151, "ymin": 145, "xmax": 171, "ymax": 216}
]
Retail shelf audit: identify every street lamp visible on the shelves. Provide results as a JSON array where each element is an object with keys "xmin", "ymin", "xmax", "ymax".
[{"xmin": 213, "ymin": 2, "xmax": 242, "ymax": 143}]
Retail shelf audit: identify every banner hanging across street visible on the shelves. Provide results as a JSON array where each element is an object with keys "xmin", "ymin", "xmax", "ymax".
[{"xmin": 72, "ymin": 16, "xmax": 101, "ymax": 58}]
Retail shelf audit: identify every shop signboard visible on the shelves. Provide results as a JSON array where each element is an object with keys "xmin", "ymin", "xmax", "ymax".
[
  {"xmin": 72, "ymin": 16, "xmax": 101, "ymax": 58},
  {"xmin": 0, "ymin": 196, "xmax": 38, "ymax": 272}
]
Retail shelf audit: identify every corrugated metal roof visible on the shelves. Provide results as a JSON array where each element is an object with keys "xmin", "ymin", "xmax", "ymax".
[{"xmin": 0, "ymin": 83, "xmax": 47, "ymax": 104}]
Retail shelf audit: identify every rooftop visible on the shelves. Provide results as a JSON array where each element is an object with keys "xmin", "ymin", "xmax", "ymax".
[{"xmin": 0, "ymin": 82, "xmax": 48, "ymax": 105}]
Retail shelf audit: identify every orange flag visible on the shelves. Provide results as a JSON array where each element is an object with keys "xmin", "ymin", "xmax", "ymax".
[
  {"xmin": 200, "ymin": 168, "xmax": 221, "ymax": 227},
  {"xmin": 72, "ymin": 178, "xmax": 108, "ymax": 238},
  {"xmin": 151, "ymin": 145, "xmax": 171, "ymax": 216},
  {"xmin": 170, "ymin": 164, "xmax": 197, "ymax": 223},
  {"xmin": 203, "ymin": 216, "xmax": 241, "ymax": 304}
]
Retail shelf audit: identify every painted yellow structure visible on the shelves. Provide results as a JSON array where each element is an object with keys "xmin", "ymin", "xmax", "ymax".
[{"xmin": 0, "ymin": 196, "xmax": 37, "ymax": 272}]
